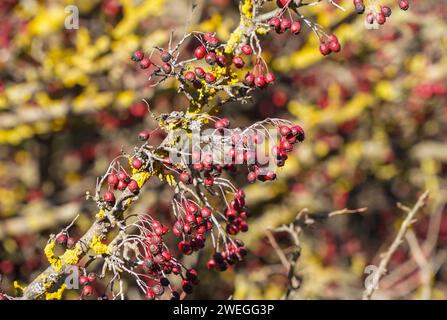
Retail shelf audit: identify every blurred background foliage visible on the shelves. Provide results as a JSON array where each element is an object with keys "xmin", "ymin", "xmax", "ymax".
[{"xmin": 0, "ymin": 0, "xmax": 447, "ymax": 299}]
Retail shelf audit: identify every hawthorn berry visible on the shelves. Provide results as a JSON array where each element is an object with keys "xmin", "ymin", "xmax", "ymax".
[
  {"xmin": 117, "ymin": 171, "xmax": 128, "ymax": 181},
  {"xmin": 319, "ymin": 42, "xmax": 331, "ymax": 56},
  {"xmin": 277, "ymin": 0, "xmax": 291, "ymax": 8},
  {"xmin": 87, "ymin": 273, "xmax": 97, "ymax": 283},
  {"xmin": 179, "ymin": 171, "xmax": 191, "ymax": 184},
  {"xmin": 381, "ymin": 6, "xmax": 392, "ymax": 17},
  {"xmin": 232, "ymin": 55, "xmax": 244, "ymax": 68},
  {"xmin": 56, "ymin": 233, "xmax": 68, "ymax": 245},
  {"xmin": 117, "ymin": 180, "xmax": 127, "ymax": 190},
  {"xmin": 160, "ymin": 51, "xmax": 171, "ymax": 62},
  {"xmin": 207, "ymin": 36, "xmax": 220, "ymax": 48},
  {"xmin": 83, "ymin": 286, "xmax": 97, "ymax": 299},
  {"xmin": 138, "ymin": 130, "xmax": 150, "ymax": 141},
  {"xmin": 280, "ymin": 19, "xmax": 292, "ymax": 32},
  {"xmin": 241, "ymin": 44, "xmax": 252, "ymax": 55},
  {"xmin": 66, "ymin": 237, "xmax": 75, "ymax": 249},
  {"xmin": 265, "ymin": 72, "xmax": 275, "ymax": 84},
  {"xmin": 291, "ymin": 21, "xmax": 301, "ymax": 34},
  {"xmin": 399, "ymin": 0, "xmax": 409, "ymax": 10},
  {"xmin": 217, "ymin": 55, "xmax": 227, "ymax": 66},
  {"xmin": 194, "ymin": 67, "xmax": 205, "ymax": 78},
  {"xmin": 139, "ymin": 57, "xmax": 151, "ymax": 69},
  {"xmin": 184, "ymin": 71, "xmax": 196, "ymax": 82},
  {"xmin": 162, "ymin": 62, "xmax": 172, "ymax": 74},
  {"xmin": 132, "ymin": 158, "xmax": 143, "ymax": 170},
  {"xmin": 79, "ymin": 275, "xmax": 89, "ymax": 285},
  {"xmin": 247, "ymin": 171, "xmax": 257, "ymax": 183},
  {"xmin": 244, "ymin": 72, "xmax": 255, "ymax": 86},
  {"xmin": 131, "ymin": 50, "xmax": 144, "ymax": 62},
  {"xmin": 205, "ymin": 73, "xmax": 216, "ymax": 84},
  {"xmin": 291, "ymin": 124, "xmax": 305, "ymax": 141},
  {"xmin": 200, "ymin": 206, "xmax": 212, "ymax": 218},
  {"xmin": 103, "ymin": 191, "xmax": 116, "ymax": 205},
  {"xmin": 205, "ymin": 52, "xmax": 217, "ymax": 65},
  {"xmin": 194, "ymin": 46, "xmax": 206, "ymax": 59},
  {"xmin": 128, "ymin": 179, "xmax": 139, "ymax": 193},
  {"xmin": 254, "ymin": 75, "xmax": 266, "ymax": 88},
  {"xmin": 269, "ymin": 17, "xmax": 281, "ymax": 30},
  {"xmin": 353, "ymin": 0, "xmax": 365, "ymax": 14}
]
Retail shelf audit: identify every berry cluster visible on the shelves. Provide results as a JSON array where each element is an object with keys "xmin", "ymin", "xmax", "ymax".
[
  {"xmin": 354, "ymin": 0, "xmax": 410, "ymax": 25},
  {"xmin": 79, "ymin": 273, "xmax": 97, "ymax": 299},
  {"xmin": 132, "ymin": 216, "xmax": 200, "ymax": 298}
]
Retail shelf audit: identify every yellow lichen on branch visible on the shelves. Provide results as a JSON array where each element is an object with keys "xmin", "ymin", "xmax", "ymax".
[{"xmin": 45, "ymin": 284, "xmax": 66, "ymax": 300}]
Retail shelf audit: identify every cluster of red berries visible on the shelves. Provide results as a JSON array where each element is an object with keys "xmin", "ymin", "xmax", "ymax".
[
  {"xmin": 174, "ymin": 201, "xmax": 212, "ymax": 254},
  {"xmin": 268, "ymin": 17, "xmax": 302, "ymax": 35},
  {"xmin": 206, "ymin": 240, "xmax": 247, "ymax": 272},
  {"xmin": 104, "ymin": 168, "xmax": 140, "ymax": 207},
  {"xmin": 224, "ymin": 190, "xmax": 249, "ymax": 236},
  {"xmin": 319, "ymin": 34, "xmax": 341, "ymax": 56},
  {"xmin": 354, "ymin": 0, "xmax": 409, "ymax": 25},
  {"xmin": 79, "ymin": 272, "xmax": 97, "ymax": 299},
  {"xmin": 247, "ymin": 124, "xmax": 305, "ymax": 184},
  {"xmin": 131, "ymin": 50, "xmax": 151, "ymax": 69},
  {"xmin": 55, "ymin": 232, "xmax": 76, "ymax": 249},
  {"xmin": 137, "ymin": 218, "xmax": 199, "ymax": 298}
]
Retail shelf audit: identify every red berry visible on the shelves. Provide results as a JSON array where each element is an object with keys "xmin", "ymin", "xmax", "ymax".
[
  {"xmin": 82, "ymin": 285, "xmax": 94, "ymax": 297},
  {"xmin": 67, "ymin": 237, "xmax": 75, "ymax": 249},
  {"xmin": 132, "ymin": 158, "xmax": 143, "ymax": 170},
  {"xmin": 107, "ymin": 173, "xmax": 118, "ymax": 186},
  {"xmin": 179, "ymin": 172, "xmax": 191, "ymax": 184},
  {"xmin": 117, "ymin": 171, "xmax": 128, "ymax": 181},
  {"xmin": 244, "ymin": 72, "xmax": 255, "ymax": 86},
  {"xmin": 194, "ymin": 46, "xmax": 206, "ymax": 59},
  {"xmin": 195, "ymin": 67, "xmax": 205, "ymax": 78},
  {"xmin": 381, "ymin": 6, "xmax": 392, "ymax": 17},
  {"xmin": 254, "ymin": 75, "xmax": 266, "ymax": 88},
  {"xmin": 277, "ymin": 0, "xmax": 290, "ymax": 8},
  {"xmin": 87, "ymin": 273, "xmax": 97, "ymax": 283},
  {"xmin": 265, "ymin": 72, "xmax": 275, "ymax": 84},
  {"xmin": 160, "ymin": 51, "xmax": 171, "ymax": 62},
  {"xmin": 319, "ymin": 43, "xmax": 331, "ymax": 56},
  {"xmin": 291, "ymin": 125, "xmax": 305, "ymax": 141},
  {"xmin": 184, "ymin": 71, "xmax": 196, "ymax": 82},
  {"xmin": 204, "ymin": 176, "xmax": 214, "ymax": 187},
  {"xmin": 280, "ymin": 19, "xmax": 291, "ymax": 31},
  {"xmin": 217, "ymin": 55, "xmax": 227, "ymax": 66},
  {"xmin": 279, "ymin": 125, "xmax": 291, "ymax": 137},
  {"xmin": 376, "ymin": 12, "xmax": 386, "ymax": 25},
  {"xmin": 162, "ymin": 62, "xmax": 172, "ymax": 74},
  {"xmin": 79, "ymin": 275, "xmax": 89, "ymax": 285},
  {"xmin": 56, "ymin": 233, "xmax": 68, "ymax": 245},
  {"xmin": 103, "ymin": 191, "xmax": 115, "ymax": 204},
  {"xmin": 205, "ymin": 73, "xmax": 216, "ymax": 84},
  {"xmin": 138, "ymin": 130, "xmax": 150, "ymax": 141},
  {"xmin": 398, "ymin": 0, "xmax": 409, "ymax": 10},
  {"xmin": 241, "ymin": 44, "xmax": 252, "ymax": 55},
  {"xmin": 207, "ymin": 36, "xmax": 220, "ymax": 48},
  {"xmin": 247, "ymin": 171, "xmax": 257, "ymax": 183},
  {"xmin": 178, "ymin": 240, "xmax": 192, "ymax": 255},
  {"xmin": 207, "ymin": 259, "xmax": 217, "ymax": 269},
  {"xmin": 205, "ymin": 52, "xmax": 217, "ymax": 65},
  {"xmin": 139, "ymin": 57, "xmax": 151, "ymax": 69},
  {"xmin": 269, "ymin": 17, "xmax": 281, "ymax": 29},
  {"xmin": 117, "ymin": 180, "xmax": 127, "ymax": 190},
  {"xmin": 291, "ymin": 21, "xmax": 301, "ymax": 34},
  {"xmin": 354, "ymin": 0, "xmax": 365, "ymax": 14},
  {"xmin": 128, "ymin": 179, "xmax": 139, "ymax": 193},
  {"xmin": 232, "ymin": 55, "xmax": 244, "ymax": 68},
  {"xmin": 131, "ymin": 50, "xmax": 144, "ymax": 62},
  {"xmin": 200, "ymin": 207, "xmax": 212, "ymax": 218}
]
